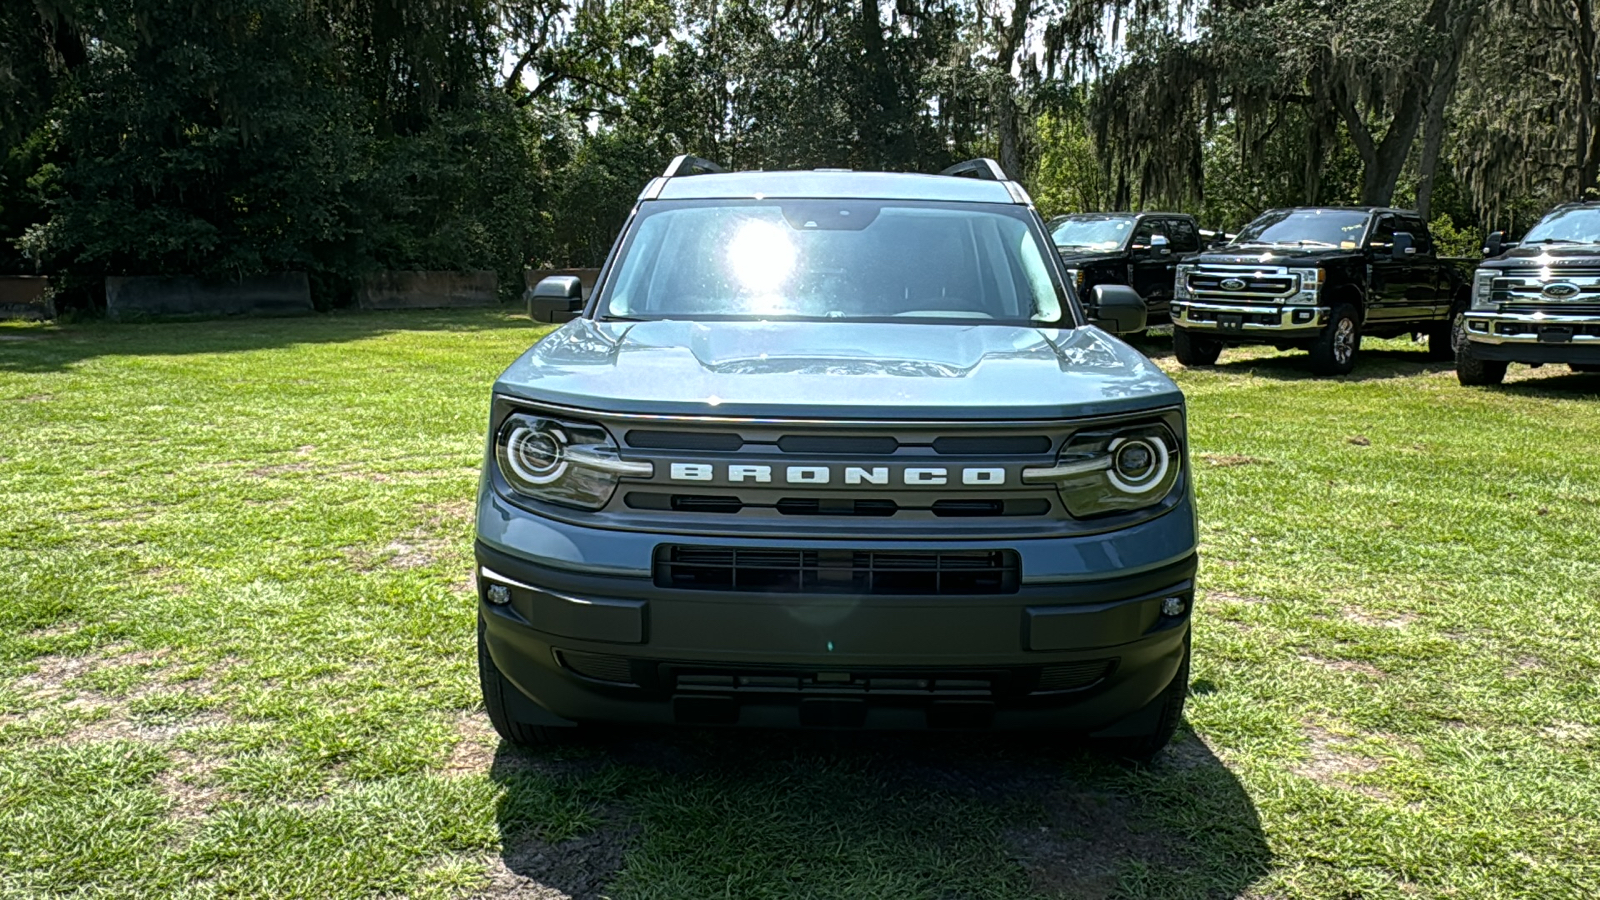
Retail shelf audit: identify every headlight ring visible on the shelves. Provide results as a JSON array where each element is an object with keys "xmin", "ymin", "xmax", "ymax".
[
  {"xmin": 504, "ymin": 423, "xmax": 569, "ymax": 485},
  {"xmin": 1107, "ymin": 435, "xmax": 1170, "ymax": 494}
]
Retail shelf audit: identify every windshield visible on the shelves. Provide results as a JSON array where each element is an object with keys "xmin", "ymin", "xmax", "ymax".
[
  {"xmin": 1050, "ymin": 215, "xmax": 1136, "ymax": 250},
  {"xmin": 1521, "ymin": 207, "xmax": 1600, "ymax": 244},
  {"xmin": 601, "ymin": 200, "xmax": 1069, "ymax": 325},
  {"xmin": 1234, "ymin": 209, "xmax": 1370, "ymax": 248}
]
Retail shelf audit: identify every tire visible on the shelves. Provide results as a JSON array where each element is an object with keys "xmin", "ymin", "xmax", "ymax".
[
  {"xmin": 1454, "ymin": 313, "xmax": 1507, "ymax": 386},
  {"xmin": 1101, "ymin": 634, "xmax": 1191, "ymax": 763},
  {"xmin": 1307, "ymin": 303, "xmax": 1361, "ymax": 376},
  {"xmin": 1172, "ymin": 328, "xmax": 1223, "ymax": 367},
  {"xmin": 1423, "ymin": 318, "xmax": 1456, "ymax": 361},
  {"xmin": 478, "ymin": 616, "xmax": 568, "ymax": 746}
]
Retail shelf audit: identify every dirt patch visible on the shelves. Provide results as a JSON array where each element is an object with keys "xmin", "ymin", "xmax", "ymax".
[
  {"xmin": 1292, "ymin": 725, "xmax": 1384, "ymax": 790},
  {"xmin": 1007, "ymin": 788, "xmax": 1185, "ymax": 900},
  {"xmin": 484, "ymin": 808, "xmax": 639, "ymax": 900},
  {"xmin": 249, "ymin": 461, "xmax": 314, "ymax": 478},
  {"xmin": 6, "ymin": 649, "xmax": 232, "ymax": 745},
  {"xmin": 1539, "ymin": 721, "xmax": 1594, "ymax": 745},
  {"xmin": 1299, "ymin": 654, "xmax": 1385, "ymax": 678},
  {"xmin": 1347, "ymin": 435, "xmax": 1372, "ymax": 447},
  {"xmin": 443, "ymin": 712, "xmax": 499, "ymax": 777},
  {"xmin": 155, "ymin": 749, "xmax": 230, "ymax": 821},
  {"xmin": 1199, "ymin": 453, "xmax": 1272, "ymax": 467}
]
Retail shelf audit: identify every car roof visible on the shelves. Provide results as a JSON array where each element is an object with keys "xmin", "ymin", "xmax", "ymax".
[
  {"xmin": 1264, "ymin": 206, "xmax": 1414, "ymax": 216},
  {"xmin": 652, "ymin": 170, "xmax": 1018, "ymax": 204},
  {"xmin": 1051, "ymin": 211, "xmax": 1191, "ymax": 219}
]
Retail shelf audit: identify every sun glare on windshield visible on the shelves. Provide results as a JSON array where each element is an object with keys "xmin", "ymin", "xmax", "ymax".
[{"xmin": 726, "ymin": 219, "xmax": 797, "ymax": 295}]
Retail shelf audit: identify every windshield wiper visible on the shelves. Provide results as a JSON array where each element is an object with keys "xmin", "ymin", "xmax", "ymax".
[{"xmin": 1522, "ymin": 238, "xmax": 1590, "ymax": 245}]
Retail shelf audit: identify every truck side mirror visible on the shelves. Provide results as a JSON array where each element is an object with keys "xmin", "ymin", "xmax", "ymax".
[
  {"xmin": 527, "ymin": 275, "xmax": 584, "ymax": 323},
  {"xmin": 1483, "ymin": 231, "xmax": 1505, "ymax": 258},
  {"xmin": 1150, "ymin": 234, "xmax": 1171, "ymax": 255},
  {"xmin": 1391, "ymin": 231, "xmax": 1416, "ymax": 260},
  {"xmin": 1086, "ymin": 284, "xmax": 1147, "ymax": 334}
]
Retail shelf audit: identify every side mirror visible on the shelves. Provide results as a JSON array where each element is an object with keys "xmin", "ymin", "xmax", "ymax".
[
  {"xmin": 1391, "ymin": 231, "xmax": 1416, "ymax": 260},
  {"xmin": 1483, "ymin": 231, "xmax": 1505, "ymax": 258},
  {"xmin": 1086, "ymin": 284, "xmax": 1147, "ymax": 334},
  {"xmin": 527, "ymin": 275, "xmax": 584, "ymax": 323},
  {"xmin": 1150, "ymin": 234, "xmax": 1171, "ymax": 255}
]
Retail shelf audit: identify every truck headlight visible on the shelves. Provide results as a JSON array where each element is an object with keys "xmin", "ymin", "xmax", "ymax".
[
  {"xmin": 494, "ymin": 413, "xmax": 652, "ymax": 510},
  {"xmin": 1287, "ymin": 268, "xmax": 1322, "ymax": 305},
  {"xmin": 1471, "ymin": 269, "xmax": 1497, "ymax": 310},
  {"xmin": 1174, "ymin": 264, "xmax": 1194, "ymax": 300},
  {"xmin": 1022, "ymin": 420, "xmax": 1183, "ymax": 517}
]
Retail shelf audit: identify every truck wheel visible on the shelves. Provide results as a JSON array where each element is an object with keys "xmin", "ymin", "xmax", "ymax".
[
  {"xmin": 1307, "ymin": 304, "xmax": 1361, "ymax": 375},
  {"xmin": 479, "ymin": 617, "xmax": 570, "ymax": 746},
  {"xmin": 1099, "ymin": 634, "xmax": 1190, "ymax": 763},
  {"xmin": 1172, "ymin": 329, "xmax": 1223, "ymax": 367},
  {"xmin": 1454, "ymin": 315, "xmax": 1507, "ymax": 386},
  {"xmin": 1423, "ymin": 318, "xmax": 1456, "ymax": 361}
]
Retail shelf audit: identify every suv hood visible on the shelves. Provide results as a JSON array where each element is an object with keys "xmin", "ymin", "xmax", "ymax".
[
  {"xmin": 494, "ymin": 319, "xmax": 1180, "ymax": 420},
  {"xmin": 1057, "ymin": 248, "xmax": 1127, "ymax": 266}
]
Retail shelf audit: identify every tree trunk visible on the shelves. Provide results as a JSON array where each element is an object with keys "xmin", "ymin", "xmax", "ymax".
[
  {"xmin": 1416, "ymin": 55, "xmax": 1461, "ymax": 220},
  {"xmin": 1578, "ymin": 0, "xmax": 1600, "ymax": 197},
  {"xmin": 992, "ymin": 0, "xmax": 1033, "ymax": 179}
]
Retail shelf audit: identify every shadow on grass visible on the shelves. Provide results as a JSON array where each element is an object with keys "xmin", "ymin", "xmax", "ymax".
[
  {"xmin": 0, "ymin": 308, "xmax": 539, "ymax": 374},
  {"xmin": 490, "ymin": 724, "xmax": 1269, "ymax": 899},
  {"xmin": 1200, "ymin": 347, "xmax": 1453, "ymax": 382},
  {"xmin": 1497, "ymin": 368, "xmax": 1600, "ymax": 399}
]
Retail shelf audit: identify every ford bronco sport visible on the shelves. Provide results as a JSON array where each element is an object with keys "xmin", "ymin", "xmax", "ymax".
[
  {"xmin": 476, "ymin": 157, "xmax": 1198, "ymax": 759},
  {"xmin": 1457, "ymin": 202, "xmax": 1600, "ymax": 385}
]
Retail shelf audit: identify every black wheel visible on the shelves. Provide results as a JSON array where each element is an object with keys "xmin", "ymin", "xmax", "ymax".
[
  {"xmin": 1101, "ymin": 634, "xmax": 1190, "ymax": 763},
  {"xmin": 1454, "ymin": 314, "xmax": 1507, "ymax": 386},
  {"xmin": 1423, "ymin": 318, "xmax": 1456, "ymax": 361},
  {"xmin": 1572, "ymin": 364, "xmax": 1600, "ymax": 374},
  {"xmin": 1307, "ymin": 304, "xmax": 1361, "ymax": 375},
  {"xmin": 478, "ymin": 617, "xmax": 568, "ymax": 746},
  {"xmin": 1172, "ymin": 328, "xmax": 1223, "ymax": 367}
]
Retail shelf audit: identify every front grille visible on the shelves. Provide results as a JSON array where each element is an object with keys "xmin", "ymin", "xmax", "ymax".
[
  {"xmin": 671, "ymin": 668, "xmax": 1003, "ymax": 696},
  {"xmin": 1189, "ymin": 270, "xmax": 1295, "ymax": 296},
  {"xmin": 624, "ymin": 492, "xmax": 1052, "ymax": 519},
  {"xmin": 1502, "ymin": 303, "xmax": 1600, "ymax": 317},
  {"xmin": 654, "ymin": 546, "xmax": 1021, "ymax": 595}
]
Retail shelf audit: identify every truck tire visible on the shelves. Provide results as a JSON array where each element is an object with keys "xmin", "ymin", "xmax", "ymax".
[
  {"xmin": 479, "ymin": 617, "xmax": 570, "ymax": 746},
  {"xmin": 1307, "ymin": 304, "xmax": 1361, "ymax": 375},
  {"xmin": 1172, "ymin": 329, "xmax": 1223, "ymax": 367},
  {"xmin": 1454, "ymin": 315, "xmax": 1507, "ymax": 386},
  {"xmin": 1423, "ymin": 318, "xmax": 1456, "ymax": 361},
  {"xmin": 1100, "ymin": 633, "xmax": 1190, "ymax": 763}
]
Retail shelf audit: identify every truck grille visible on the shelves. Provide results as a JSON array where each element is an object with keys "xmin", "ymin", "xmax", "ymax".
[
  {"xmin": 625, "ymin": 493, "xmax": 1050, "ymax": 518},
  {"xmin": 1188, "ymin": 267, "xmax": 1297, "ymax": 298},
  {"xmin": 654, "ymin": 545, "xmax": 1021, "ymax": 595},
  {"xmin": 1493, "ymin": 270, "xmax": 1600, "ymax": 306},
  {"xmin": 1501, "ymin": 303, "xmax": 1600, "ymax": 317}
]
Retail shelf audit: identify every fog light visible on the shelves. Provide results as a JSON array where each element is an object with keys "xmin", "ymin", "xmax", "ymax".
[
  {"xmin": 1161, "ymin": 596, "xmax": 1186, "ymax": 617},
  {"xmin": 486, "ymin": 583, "xmax": 511, "ymax": 605}
]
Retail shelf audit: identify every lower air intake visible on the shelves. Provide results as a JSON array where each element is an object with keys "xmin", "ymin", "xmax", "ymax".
[{"xmin": 654, "ymin": 546, "xmax": 1021, "ymax": 595}]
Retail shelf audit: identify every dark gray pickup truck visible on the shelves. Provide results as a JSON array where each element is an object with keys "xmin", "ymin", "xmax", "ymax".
[
  {"xmin": 476, "ymin": 157, "xmax": 1199, "ymax": 759},
  {"xmin": 1170, "ymin": 207, "xmax": 1471, "ymax": 375}
]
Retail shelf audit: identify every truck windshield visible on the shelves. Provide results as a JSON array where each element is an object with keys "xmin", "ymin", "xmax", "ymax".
[
  {"xmin": 601, "ymin": 199, "xmax": 1069, "ymax": 325},
  {"xmin": 1521, "ymin": 207, "xmax": 1600, "ymax": 244},
  {"xmin": 1050, "ymin": 215, "xmax": 1136, "ymax": 250},
  {"xmin": 1234, "ymin": 209, "xmax": 1370, "ymax": 248}
]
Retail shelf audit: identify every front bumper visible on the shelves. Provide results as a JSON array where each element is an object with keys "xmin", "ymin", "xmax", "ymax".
[
  {"xmin": 475, "ymin": 496, "xmax": 1198, "ymax": 732},
  {"xmin": 1171, "ymin": 300, "xmax": 1328, "ymax": 341},
  {"xmin": 1463, "ymin": 312, "xmax": 1600, "ymax": 364}
]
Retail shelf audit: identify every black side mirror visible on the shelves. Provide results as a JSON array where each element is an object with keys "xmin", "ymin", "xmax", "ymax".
[
  {"xmin": 527, "ymin": 275, "xmax": 584, "ymax": 323},
  {"xmin": 1391, "ymin": 231, "xmax": 1416, "ymax": 260},
  {"xmin": 1086, "ymin": 284, "xmax": 1147, "ymax": 334},
  {"xmin": 1483, "ymin": 231, "xmax": 1505, "ymax": 258},
  {"xmin": 1150, "ymin": 234, "xmax": 1171, "ymax": 255}
]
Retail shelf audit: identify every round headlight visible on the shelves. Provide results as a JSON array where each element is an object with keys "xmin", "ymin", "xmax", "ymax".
[
  {"xmin": 1107, "ymin": 436, "xmax": 1169, "ymax": 494},
  {"xmin": 505, "ymin": 424, "xmax": 568, "ymax": 485}
]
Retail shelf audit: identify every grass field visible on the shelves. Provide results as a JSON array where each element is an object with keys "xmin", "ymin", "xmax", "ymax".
[{"xmin": 2, "ymin": 309, "xmax": 1599, "ymax": 899}]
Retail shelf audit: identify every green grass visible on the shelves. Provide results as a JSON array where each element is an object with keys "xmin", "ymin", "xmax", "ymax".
[{"xmin": 2, "ymin": 310, "xmax": 1599, "ymax": 898}]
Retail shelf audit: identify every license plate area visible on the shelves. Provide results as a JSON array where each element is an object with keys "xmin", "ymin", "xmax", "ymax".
[
  {"xmin": 1538, "ymin": 326, "xmax": 1574, "ymax": 343},
  {"xmin": 1217, "ymin": 313, "xmax": 1245, "ymax": 332}
]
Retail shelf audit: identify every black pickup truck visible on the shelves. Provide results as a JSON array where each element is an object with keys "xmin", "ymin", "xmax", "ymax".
[
  {"xmin": 1455, "ymin": 202, "xmax": 1600, "ymax": 384},
  {"xmin": 1049, "ymin": 212, "xmax": 1206, "ymax": 329},
  {"xmin": 1169, "ymin": 207, "xmax": 1471, "ymax": 375}
]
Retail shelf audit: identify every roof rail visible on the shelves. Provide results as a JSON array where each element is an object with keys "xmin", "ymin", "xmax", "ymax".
[
  {"xmin": 939, "ymin": 158, "xmax": 1009, "ymax": 181},
  {"xmin": 662, "ymin": 154, "xmax": 725, "ymax": 178}
]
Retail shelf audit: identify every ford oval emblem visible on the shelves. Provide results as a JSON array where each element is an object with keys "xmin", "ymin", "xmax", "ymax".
[
  {"xmin": 1219, "ymin": 277, "xmax": 1247, "ymax": 291},
  {"xmin": 1542, "ymin": 282, "xmax": 1581, "ymax": 299}
]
